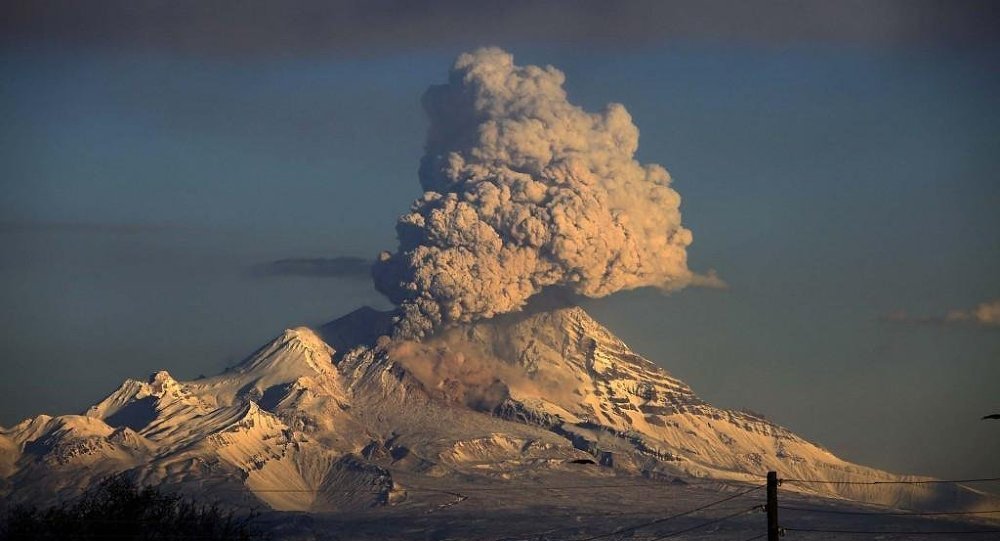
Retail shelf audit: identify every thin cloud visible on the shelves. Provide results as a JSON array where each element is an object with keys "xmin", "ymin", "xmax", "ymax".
[
  {"xmin": 3, "ymin": 1, "xmax": 997, "ymax": 57},
  {"xmin": 884, "ymin": 299, "xmax": 1000, "ymax": 329},
  {"xmin": 253, "ymin": 257, "xmax": 372, "ymax": 279},
  {"xmin": 0, "ymin": 221, "xmax": 187, "ymax": 235}
]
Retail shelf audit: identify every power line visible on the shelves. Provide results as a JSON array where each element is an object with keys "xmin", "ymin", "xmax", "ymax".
[
  {"xmin": 213, "ymin": 476, "xmax": 1000, "ymax": 492},
  {"xmin": 769, "ymin": 471, "xmax": 1000, "ymax": 539},
  {"xmin": 571, "ymin": 484, "xmax": 765, "ymax": 541},
  {"xmin": 785, "ymin": 527, "xmax": 1000, "ymax": 536},
  {"xmin": 493, "ymin": 482, "xmax": 764, "ymax": 541},
  {"xmin": 405, "ymin": 482, "xmax": 704, "ymax": 492},
  {"xmin": 780, "ymin": 477, "xmax": 1000, "ymax": 485},
  {"xmin": 779, "ymin": 505, "xmax": 1000, "ymax": 517},
  {"xmin": 228, "ymin": 480, "xmax": 718, "ymax": 493},
  {"xmin": 648, "ymin": 506, "xmax": 760, "ymax": 540}
]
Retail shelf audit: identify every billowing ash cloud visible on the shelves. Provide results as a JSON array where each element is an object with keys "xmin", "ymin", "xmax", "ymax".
[{"xmin": 374, "ymin": 48, "xmax": 717, "ymax": 337}]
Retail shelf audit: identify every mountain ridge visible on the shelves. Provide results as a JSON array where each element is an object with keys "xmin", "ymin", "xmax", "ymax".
[{"xmin": 1, "ymin": 306, "xmax": 995, "ymax": 515}]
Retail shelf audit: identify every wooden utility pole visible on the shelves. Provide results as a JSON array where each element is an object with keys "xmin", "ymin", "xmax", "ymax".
[{"xmin": 767, "ymin": 471, "xmax": 780, "ymax": 540}]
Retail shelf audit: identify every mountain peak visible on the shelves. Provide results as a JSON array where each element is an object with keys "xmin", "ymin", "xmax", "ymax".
[
  {"xmin": 284, "ymin": 327, "xmax": 332, "ymax": 354},
  {"xmin": 3, "ymin": 305, "xmax": 995, "ymax": 515},
  {"xmin": 317, "ymin": 306, "xmax": 395, "ymax": 353},
  {"xmin": 147, "ymin": 370, "xmax": 181, "ymax": 397},
  {"xmin": 231, "ymin": 326, "xmax": 335, "ymax": 378}
]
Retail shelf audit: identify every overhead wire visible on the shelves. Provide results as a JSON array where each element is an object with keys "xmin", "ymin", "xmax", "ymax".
[
  {"xmin": 647, "ymin": 506, "xmax": 761, "ymax": 540},
  {"xmin": 570, "ymin": 484, "xmax": 765, "ymax": 541},
  {"xmin": 778, "ymin": 476, "xmax": 1000, "ymax": 537},
  {"xmin": 784, "ymin": 527, "xmax": 1000, "ymax": 536},
  {"xmin": 180, "ymin": 474, "xmax": 1000, "ymax": 494},
  {"xmin": 779, "ymin": 505, "xmax": 1000, "ymax": 517},
  {"xmin": 780, "ymin": 477, "xmax": 1000, "ymax": 485},
  {"xmin": 488, "ymin": 481, "xmax": 763, "ymax": 541},
  {"xmin": 58, "ymin": 473, "xmax": 1000, "ymax": 539},
  {"xmin": 223, "ymin": 480, "xmax": 726, "ymax": 493}
]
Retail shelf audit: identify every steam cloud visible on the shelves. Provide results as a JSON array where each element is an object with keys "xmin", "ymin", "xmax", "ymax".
[{"xmin": 374, "ymin": 48, "xmax": 716, "ymax": 337}]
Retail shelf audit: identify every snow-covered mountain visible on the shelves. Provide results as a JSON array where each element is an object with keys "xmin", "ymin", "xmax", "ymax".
[{"xmin": 1, "ymin": 307, "xmax": 993, "ymax": 513}]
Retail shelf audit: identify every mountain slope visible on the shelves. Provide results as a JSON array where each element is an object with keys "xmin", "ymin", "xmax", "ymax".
[{"xmin": 1, "ymin": 307, "xmax": 994, "ymax": 514}]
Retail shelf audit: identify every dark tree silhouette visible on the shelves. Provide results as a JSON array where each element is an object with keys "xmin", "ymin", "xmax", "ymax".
[{"xmin": 1, "ymin": 474, "xmax": 259, "ymax": 540}]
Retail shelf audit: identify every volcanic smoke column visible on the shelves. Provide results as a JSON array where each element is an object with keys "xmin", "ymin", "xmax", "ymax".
[{"xmin": 374, "ymin": 48, "xmax": 708, "ymax": 337}]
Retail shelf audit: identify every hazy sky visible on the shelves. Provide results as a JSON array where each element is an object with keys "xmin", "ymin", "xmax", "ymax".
[{"xmin": 1, "ymin": 1, "xmax": 998, "ymax": 481}]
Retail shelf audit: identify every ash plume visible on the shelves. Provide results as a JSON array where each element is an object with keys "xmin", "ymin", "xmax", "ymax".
[
  {"xmin": 374, "ymin": 48, "xmax": 715, "ymax": 337},
  {"xmin": 387, "ymin": 325, "xmax": 578, "ymax": 411}
]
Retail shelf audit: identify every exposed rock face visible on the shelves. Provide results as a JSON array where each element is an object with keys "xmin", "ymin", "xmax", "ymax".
[{"xmin": 0, "ymin": 307, "xmax": 991, "ymax": 512}]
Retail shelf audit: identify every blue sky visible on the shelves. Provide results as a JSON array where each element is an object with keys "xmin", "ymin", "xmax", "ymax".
[{"xmin": 2, "ymin": 4, "xmax": 998, "ymax": 480}]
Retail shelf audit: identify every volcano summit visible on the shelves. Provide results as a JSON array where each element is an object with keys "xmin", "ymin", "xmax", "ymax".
[{"xmin": 2, "ymin": 307, "xmax": 992, "ymax": 514}]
